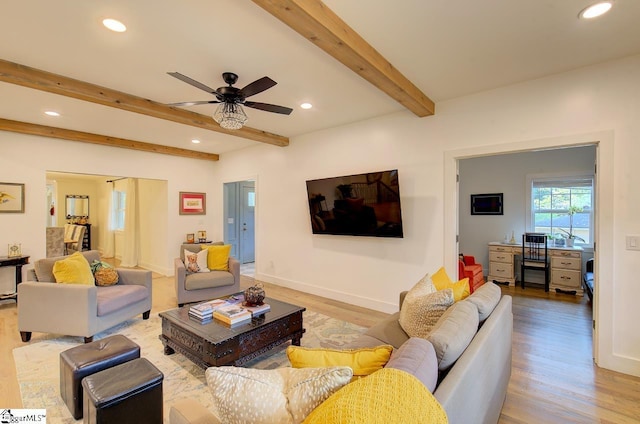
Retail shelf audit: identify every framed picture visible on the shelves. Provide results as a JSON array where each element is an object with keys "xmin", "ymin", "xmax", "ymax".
[
  {"xmin": 197, "ymin": 230, "xmax": 207, "ymax": 243},
  {"xmin": 186, "ymin": 233, "xmax": 195, "ymax": 243},
  {"xmin": 179, "ymin": 192, "xmax": 206, "ymax": 215},
  {"xmin": 0, "ymin": 182, "xmax": 25, "ymax": 213},
  {"xmin": 471, "ymin": 193, "xmax": 503, "ymax": 215}
]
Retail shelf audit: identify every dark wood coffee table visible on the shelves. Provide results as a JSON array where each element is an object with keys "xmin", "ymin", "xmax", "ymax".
[{"xmin": 159, "ymin": 297, "xmax": 305, "ymax": 368}]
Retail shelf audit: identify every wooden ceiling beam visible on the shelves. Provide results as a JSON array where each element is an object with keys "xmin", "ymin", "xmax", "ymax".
[
  {"xmin": 0, "ymin": 118, "xmax": 219, "ymax": 162},
  {"xmin": 252, "ymin": 0, "xmax": 435, "ymax": 117},
  {"xmin": 0, "ymin": 59, "xmax": 289, "ymax": 147}
]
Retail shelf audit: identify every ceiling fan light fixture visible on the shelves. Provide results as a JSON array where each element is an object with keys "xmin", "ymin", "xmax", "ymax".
[{"xmin": 213, "ymin": 102, "xmax": 248, "ymax": 130}]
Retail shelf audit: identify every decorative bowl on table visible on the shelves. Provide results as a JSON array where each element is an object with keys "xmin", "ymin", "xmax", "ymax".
[{"xmin": 244, "ymin": 283, "xmax": 265, "ymax": 306}]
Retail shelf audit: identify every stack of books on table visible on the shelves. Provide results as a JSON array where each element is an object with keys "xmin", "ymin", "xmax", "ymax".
[
  {"xmin": 188, "ymin": 298, "xmax": 228, "ymax": 323},
  {"xmin": 213, "ymin": 304, "xmax": 252, "ymax": 326},
  {"xmin": 242, "ymin": 303, "xmax": 271, "ymax": 317}
]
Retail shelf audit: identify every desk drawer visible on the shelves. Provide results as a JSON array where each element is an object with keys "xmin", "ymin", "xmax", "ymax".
[
  {"xmin": 551, "ymin": 269, "xmax": 581, "ymax": 289},
  {"xmin": 489, "ymin": 262, "xmax": 513, "ymax": 278},
  {"xmin": 551, "ymin": 249, "xmax": 581, "ymax": 259},
  {"xmin": 489, "ymin": 245, "xmax": 516, "ymax": 253},
  {"xmin": 551, "ymin": 256, "xmax": 581, "ymax": 271},
  {"xmin": 490, "ymin": 251, "xmax": 512, "ymax": 263}
]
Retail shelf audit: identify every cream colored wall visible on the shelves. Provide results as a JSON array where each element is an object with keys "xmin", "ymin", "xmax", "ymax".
[{"xmin": 210, "ymin": 55, "xmax": 640, "ymax": 377}]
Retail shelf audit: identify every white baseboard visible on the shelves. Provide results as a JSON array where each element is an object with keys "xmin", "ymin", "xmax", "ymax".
[
  {"xmin": 138, "ymin": 261, "xmax": 172, "ymax": 277},
  {"xmin": 255, "ymin": 272, "xmax": 397, "ymax": 314}
]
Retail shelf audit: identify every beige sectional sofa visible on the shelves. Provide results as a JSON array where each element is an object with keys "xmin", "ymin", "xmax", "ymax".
[{"xmin": 169, "ymin": 282, "xmax": 512, "ymax": 424}]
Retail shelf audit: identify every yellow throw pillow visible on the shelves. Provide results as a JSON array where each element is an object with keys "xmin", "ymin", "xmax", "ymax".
[
  {"xmin": 303, "ymin": 368, "xmax": 449, "ymax": 424},
  {"xmin": 287, "ymin": 345, "xmax": 393, "ymax": 378},
  {"xmin": 431, "ymin": 267, "xmax": 470, "ymax": 301},
  {"xmin": 201, "ymin": 244, "xmax": 232, "ymax": 271},
  {"xmin": 52, "ymin": 252, "xmax": 95, "ymax": 286}
]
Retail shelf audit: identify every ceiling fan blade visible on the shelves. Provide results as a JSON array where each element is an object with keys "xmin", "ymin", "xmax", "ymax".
[
  {"xmin": 167, "ymin": 72, "xmax": 218, "ymax": 94},
  {"xmin": 240, "ymin": 77, "xmax": 277, "ymax": 98},
  {"xmin": 167, "ymin": 100, "xmax": 220, "ymax": 107},
  {"xmin": 244, "ymin": 101, "xmax": 293, "ymax": 115}
]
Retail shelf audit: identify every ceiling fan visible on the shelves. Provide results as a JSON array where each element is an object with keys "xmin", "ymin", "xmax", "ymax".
[{"xmin": 167, "ymin": 71, "xmax": 293, "ymax": 130}]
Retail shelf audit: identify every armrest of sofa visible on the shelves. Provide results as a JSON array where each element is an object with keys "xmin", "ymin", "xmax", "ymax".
[
  {"xmin": 169, "ymin": 399, "xmax": 220, "ymax": 424},
  {"xmin": 228, "ymin": 256, "xmax": 240, "ymax": 285},
  {"xmin": 116, "ymin": 268, "xmax": 152, "ymax": 291},
  {"xmin": 17, "ymin": 282, "xmax": 98, "ymax": 335}
]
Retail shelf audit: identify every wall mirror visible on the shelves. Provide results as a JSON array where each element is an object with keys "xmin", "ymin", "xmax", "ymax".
[{"xmin": 66, "ymin": 195, "xmax": 89, "ymax": 218}]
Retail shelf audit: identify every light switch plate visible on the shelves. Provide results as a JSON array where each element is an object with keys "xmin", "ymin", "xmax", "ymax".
[{"xmin": 626, "ymin": 235, "xmax": 640, "ymax": 251}]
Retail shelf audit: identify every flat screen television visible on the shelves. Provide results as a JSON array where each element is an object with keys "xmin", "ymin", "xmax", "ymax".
[{"xmin": 306, "ymin": 169, "xmax": 404, "ymax": 238}]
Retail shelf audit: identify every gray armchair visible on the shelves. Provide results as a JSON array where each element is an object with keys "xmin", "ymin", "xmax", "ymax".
[
  {"xmin": 175, "ymin": 243, "xmax": 240, "ymax": 307},
  {"xmin": 18, "ymin": 250, "xmax": 152, "ymax": 343}
]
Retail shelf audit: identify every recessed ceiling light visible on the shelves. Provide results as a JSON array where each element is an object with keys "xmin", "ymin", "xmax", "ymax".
[
  {"xmin": 103, "ymin": 18, "xmax": 127, "ymax": 32},
  {"xmin": 579, "ymin": 2, "xmax": 613, "ymax": 19},
  {"xmin": 300, "ymin": 103, "xmax": 313, "ymax": 109},
  {"xmin": 191, "ymin": 139, "xmax": 201, "ymax": 144},
  {"xmin": 44, "ymin": 111, "xmax": 60, "ymax": 117}
]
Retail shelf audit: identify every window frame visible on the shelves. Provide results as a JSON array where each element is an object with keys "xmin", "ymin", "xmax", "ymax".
[{"xmin": 526, "ymin": 173, "xmax": 594, "ymax": 247}]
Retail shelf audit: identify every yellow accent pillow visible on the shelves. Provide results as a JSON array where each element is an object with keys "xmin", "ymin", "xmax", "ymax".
[
  {"xmin": 287, "ymin": 345, "xmax": 393, "ymax": 378},
  {"xmin": 303, "ymin": 368, "xmax": 449, "ymax": 424},
  {"xmin": 431, "ymin": 267, "xmax": 470, "ymax": 301},
  {"xmin": 201, "ymin": 244, "xmax": 231, "ymax": 271},
  {"xmin": 52, "ymin": 252, "xmax": 95, "ymax": 286}
]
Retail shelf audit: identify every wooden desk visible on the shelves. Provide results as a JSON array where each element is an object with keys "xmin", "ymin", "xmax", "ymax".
[
  {"xmin": 487, "ymin": 242, "xmax": 583, "ymax": 295},
  {"xmin": 0, "ymin": 255, "xmax": 30, "ymax": 302}
]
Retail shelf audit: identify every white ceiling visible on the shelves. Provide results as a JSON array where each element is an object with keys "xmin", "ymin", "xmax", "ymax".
[{"xmin": 1, "ymin": 0, "xmax": 639, "ymax": 156}]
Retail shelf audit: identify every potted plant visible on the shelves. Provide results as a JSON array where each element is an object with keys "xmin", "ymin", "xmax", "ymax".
[{"xmin": 559, "ymin": 206, "xmax": 585, "ymax": 247}]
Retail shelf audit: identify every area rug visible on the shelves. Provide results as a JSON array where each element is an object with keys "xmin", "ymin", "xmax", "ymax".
[{"xmin": 13, "ymin": 310, "xmax": 365, "ymax": 424}]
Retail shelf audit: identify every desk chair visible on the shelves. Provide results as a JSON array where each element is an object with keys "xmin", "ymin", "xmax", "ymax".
[{"xmin": 521, "ymin": 233, "xmax": 550, "ymax": 291}]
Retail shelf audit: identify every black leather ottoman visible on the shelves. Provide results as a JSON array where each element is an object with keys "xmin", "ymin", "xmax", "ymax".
[
  {"xmin": 82, "ymin": 357, "xmax": 164, "ymax": 424},
  {"xmin": 60, "ymin": 335, "xmax": 140, "ymax": 419}
]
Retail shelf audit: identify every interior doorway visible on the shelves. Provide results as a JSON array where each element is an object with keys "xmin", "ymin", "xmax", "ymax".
[
  {"xmin": 447, "ymin": 133, "xmax": 609, "ymax": 365},
  {"xmin": 223, "ymin": 180, "xmax": 256, "ymax": 273}
]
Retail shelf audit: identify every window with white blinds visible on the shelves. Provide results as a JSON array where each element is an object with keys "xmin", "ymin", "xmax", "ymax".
[{"xmin": 531, "ymin": 177, "xmax": 593, "ymax": 245}]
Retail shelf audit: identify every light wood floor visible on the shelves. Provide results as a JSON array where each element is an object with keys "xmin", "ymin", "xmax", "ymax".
[{"xmin": 2, "ymin": 274, "xmax": 640, "ymax": 423}]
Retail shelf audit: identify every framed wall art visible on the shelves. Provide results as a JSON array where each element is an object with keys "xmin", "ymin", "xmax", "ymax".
[
  {"xmin": 179, "ymin": 192, "xmax": 206, "ymax": 215},
  {"xmin": 471, "ymin": 193, "xmax": 503, "ymax": 215},
  {"xmin": 0, "ymin": 182, "xmax": 25, "ymax": 213}
]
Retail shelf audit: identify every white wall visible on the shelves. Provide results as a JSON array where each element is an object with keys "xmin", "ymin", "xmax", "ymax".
[{"xmin": 211, "ymin": 54, "xmax": 640, "ymax": 377}]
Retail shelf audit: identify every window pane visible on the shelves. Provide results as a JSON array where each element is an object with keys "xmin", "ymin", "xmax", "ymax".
[{"xmin": 531, "ymin": 178, "xmax": 593, "ymax": 246}]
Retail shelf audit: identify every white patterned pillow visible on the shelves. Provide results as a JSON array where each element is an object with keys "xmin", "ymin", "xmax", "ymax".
[
  {"xmin": 183, "ymin": 249, "xmax": 209, "ymax": 273},
  {"xmin": 205, "ymin": 366, "xmax": 353, "ymax": 424},
  {"xmin": 399, "ymin": 278, "xmax": 454, "ymax": 339}
]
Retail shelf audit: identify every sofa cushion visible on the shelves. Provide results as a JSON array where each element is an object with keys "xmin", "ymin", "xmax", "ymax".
[
  {"xmin": 385, "ymin": 337, "xmax": 439, "ymax": 392},
  {"xmin": 399, "ymin": 288, "xmax": 454, "ymax": 339},
  {"xmin": 205, "ymin": 366, "xmax": 353, "ymax": 424},
  {"xmin": 431, "ymin": 266, "xmax": 470, "ymax": 301},
  {"xmin": 34, "ymin": 250, "xmax": 101, "ymax": 282},
  {"xmin": 96, "ymin": 285, "xmax": 148, "ymax": 316},
  {"xmin": 52, "ymin": 252, "xmax": 95, "ymax": 286},
  {"xmin": 286, "ymin": 345, "xmax": 393, "ymax": 379},
  {"xmin": 180, "ymin": 242, "xmax": 222, "ymax": 262},
  {"xmin": 427, "ymin": 299, "xmax": 479, "ymax": 371},
  {"xmin": 183, "ymin": 249, "xmax": 209, "ymax": 273},
  {"xmin": 202, "ymin": 244, "xmax": 232, "ymax": 271},
  {"xmin": 465, "ymin": 281, "xmax": 502, "ymax": 322},
  {"xmin": 184, "ymin": 271, "xmax": 235, "ymax": 291},
  {"xmin": 303, "ymin": 368, "xmax": 448, "ymax": 424}
]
